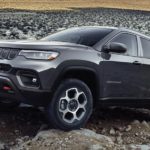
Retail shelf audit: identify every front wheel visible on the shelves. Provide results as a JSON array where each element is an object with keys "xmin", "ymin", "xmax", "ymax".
[{"xmin": 46, "ymin": 79, "xmax": 93, "ymax": 130}]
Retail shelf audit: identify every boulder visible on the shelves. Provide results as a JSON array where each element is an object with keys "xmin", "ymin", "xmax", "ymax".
[{"xmin": 14, "ymin": 129, "xmax": 114, "ymax": 150}]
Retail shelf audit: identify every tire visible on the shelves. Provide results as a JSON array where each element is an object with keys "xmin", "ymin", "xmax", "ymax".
[{"xmin": 46, "ymin": 78, "xmax": 93, "ymax": 130}]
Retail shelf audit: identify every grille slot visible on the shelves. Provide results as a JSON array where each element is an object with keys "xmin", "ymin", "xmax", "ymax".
[
  {"xmin": 8, "ymin": 50, "xmax": 20, "ymax": 59},
  {"xmin": 0, "ymin": 64, "xmax": 12, "ymax": 72},
  {"xmin": 0, "ymin": 48, "xmax": 20, "ymax": 60},
  {"xmin": 0, "ymin": 49, "xmax": 3, "ymax": 59},
  {"xmin": 1, "ymin": 49, "xmax": 10, "ymax": 59}
]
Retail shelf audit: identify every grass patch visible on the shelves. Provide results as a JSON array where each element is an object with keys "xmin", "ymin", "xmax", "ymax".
[{"xmin": 0, "ymin": 0, "xmax": 149, "ymax": 11}]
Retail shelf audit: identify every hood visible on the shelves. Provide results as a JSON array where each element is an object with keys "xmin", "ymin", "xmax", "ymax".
[{"xmin": 0, "ymin": 40, "xmax": 89, "ymax": 50}]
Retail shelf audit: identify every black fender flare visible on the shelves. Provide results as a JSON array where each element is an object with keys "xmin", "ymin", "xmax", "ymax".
[{"xmin": 50, "ymin": 60, "xmax": 100, "ymax": 99}]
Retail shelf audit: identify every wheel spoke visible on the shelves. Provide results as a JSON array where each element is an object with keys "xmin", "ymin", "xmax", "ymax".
[{"xmin": 75, "ymin": 91, "xmax": 83, "ymax": 100}]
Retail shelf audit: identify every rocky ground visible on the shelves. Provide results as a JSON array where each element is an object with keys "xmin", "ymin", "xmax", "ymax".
[
  {"xmin": 0, "ymin": 8, "xmax": 150, "ymax": 149},
  {"xmin": 1, "ymin": 106, "xmax": 150, "ymax": 149}
]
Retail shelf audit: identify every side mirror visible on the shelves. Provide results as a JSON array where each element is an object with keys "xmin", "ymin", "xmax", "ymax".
[{"xmin": 102, "ymin": 42, "xmax": 127, "ymax": 53}]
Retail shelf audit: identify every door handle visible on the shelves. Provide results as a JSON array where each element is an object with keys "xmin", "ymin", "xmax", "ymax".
[{"xmin": 133, "ymin": 61, "xmax": 141, "ymax": 65}]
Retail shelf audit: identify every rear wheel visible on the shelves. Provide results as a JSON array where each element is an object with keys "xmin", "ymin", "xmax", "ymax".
[{"xmin": 46, "ymin": 78, "xmax": 93, "ymax": 130}]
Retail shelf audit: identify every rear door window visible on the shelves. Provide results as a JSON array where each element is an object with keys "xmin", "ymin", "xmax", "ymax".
[{"xmin": 141, "ymin": 38, "xmax": 150, "ymax": 58}]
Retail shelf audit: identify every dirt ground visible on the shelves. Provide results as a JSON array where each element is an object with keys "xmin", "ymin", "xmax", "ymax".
[
  {"xmin": 87, "ymin": 107, "xmax": 150, "ymax": 145},
  {"xmin": 0, "ymin": 0, "xmax": 150, "ymax": 11},
  {"xmin": 1, "ymin": 105, "xmax": 150, "ymax": 147}
]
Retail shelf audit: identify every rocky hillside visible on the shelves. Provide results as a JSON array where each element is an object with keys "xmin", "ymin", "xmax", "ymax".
[{"xmin": 0, "ymin": 8, "xmax": 150, "ymax": 41}]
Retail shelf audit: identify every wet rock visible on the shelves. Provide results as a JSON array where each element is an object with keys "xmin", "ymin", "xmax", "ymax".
[
  {"xmin": 125, "ymin": 125, "xmax": 132, "ymax": 132},
  {"xmin": 109, "ymin": 128, "xmax": 116, "ymax": 135},
  {"xmin": 116, "ymin": 136, "xmax": 123, "ymax": 144},
  {"xmin": 132, "ymin": 120, "xmax": 140, "ymax": 125},
  {"xmin": 89, "ymin": 144, "xmax": 105, "ymax": 150},
  {"xmin": 101, "ymin": 128, "xmax": 106, "ymax": 134},
  {"xmin": 114, "ymin": 126, "xmax": 125, "ymax": 132},
  {"xmin": 135, "ymin": 133, "xmax": 139, "ymax": 136},
  {"xmin": 57, "ymin": 27, "xmax": 66, "ymax": 31},
  {"xmin": 0, "ymin": 142, "xmax": 5, "ymax": 150},
  {"xmin": 125, "ymin": 144, "xmax": 150, "ymax": 150},
  {"xmin": 5, "ymin": 30, "xmax": 11, "ymax": 36},
  {"xmin": 142, "ymin": 121, "xmax": 149, "ymax": 128}
]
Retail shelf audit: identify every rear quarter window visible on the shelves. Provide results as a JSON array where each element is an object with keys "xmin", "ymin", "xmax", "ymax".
[{"xmin": 141, "ymin": 38, "xmax": 150, "ymax": 58}]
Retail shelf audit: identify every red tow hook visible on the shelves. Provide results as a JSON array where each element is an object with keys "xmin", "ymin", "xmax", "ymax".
[
  {"xmin": 3, "ymin": 85, "xmax": 14, "ymax": 94},
  {"xmin": 3, "ymin": 86, "xmax": 12, "ymax": 91}
]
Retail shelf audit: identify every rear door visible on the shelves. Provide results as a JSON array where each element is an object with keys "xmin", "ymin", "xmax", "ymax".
[
  {"xmin": 139, "ymin": 37, "xmax": 150, "ymax": 99},
  {"xmin": 101, "ymin": 33, "xmax": 142, "ymax": 100}
]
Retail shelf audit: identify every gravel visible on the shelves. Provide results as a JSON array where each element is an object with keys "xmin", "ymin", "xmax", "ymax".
[{"xmin": 0, "ymin": 8, "xmax": 150, "ymax": 149}]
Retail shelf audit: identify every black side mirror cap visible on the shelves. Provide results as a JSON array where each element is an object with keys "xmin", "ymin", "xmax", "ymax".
[{"xmin": 102, "ymin": 42, "xmax": 127, "ymax": 53}]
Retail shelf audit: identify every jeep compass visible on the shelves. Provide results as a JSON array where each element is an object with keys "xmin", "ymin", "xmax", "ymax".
[{"xmin": 0, "ymin": 26, "xmax": 149, "ymax": 130}]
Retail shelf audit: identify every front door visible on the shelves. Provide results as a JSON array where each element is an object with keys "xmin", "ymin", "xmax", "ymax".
[{"xmin": 101, "ymin": 33, "xmax": 142, "ymax": 100}]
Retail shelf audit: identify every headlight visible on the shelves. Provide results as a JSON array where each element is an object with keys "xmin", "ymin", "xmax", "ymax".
[{"xmin": 19, "ymin": 50, "xmax": 59, "ymax": 60}]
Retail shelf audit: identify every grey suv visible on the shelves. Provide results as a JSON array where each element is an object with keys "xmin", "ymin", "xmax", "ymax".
[{"xmin": 0, "ymin": 26, "xmax": 149, "ymax": 130}]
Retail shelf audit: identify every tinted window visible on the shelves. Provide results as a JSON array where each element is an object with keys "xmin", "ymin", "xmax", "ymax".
[
  {"xmin": 110, "ymin": 33, "xmax": 138, "ymax": 56},
  {"xmin": 141, "ymin": 38, "xmax": 150, "ymax": 58},
  {"xmin": 41, "ymin": 27, "xmax": 113, "ymax": 46}
]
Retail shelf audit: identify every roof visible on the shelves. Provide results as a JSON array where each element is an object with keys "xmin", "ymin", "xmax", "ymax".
[
  {"xmin": 118, "ymin": 27, "xmax": 150, "ymax": 39},
  {"xmin": 69, "ymin": 26, "xmax": 118, "ymax": 31}
]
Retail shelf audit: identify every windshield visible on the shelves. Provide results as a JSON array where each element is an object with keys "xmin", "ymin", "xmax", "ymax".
[{"xmin": 41, "ymin": 27, "xmax": 113, "ymax": 46}]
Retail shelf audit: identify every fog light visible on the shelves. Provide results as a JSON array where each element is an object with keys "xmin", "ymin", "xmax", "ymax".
[
  {"xmin": 17, "ymin": 71, "xmax": 40, "ymax": 88},
  {"xmin": 32, "ymin": 78, "xmax": 37, "ymax": 83}
]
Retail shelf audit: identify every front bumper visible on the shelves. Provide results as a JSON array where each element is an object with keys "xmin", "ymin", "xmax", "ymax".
[
  {"xmin": 0, "ymin": 56, "xmax": 59, "ymax": 106},
  {"xmin": 0, "ymin": 75, "xmax": 52, "ymax": 106}
]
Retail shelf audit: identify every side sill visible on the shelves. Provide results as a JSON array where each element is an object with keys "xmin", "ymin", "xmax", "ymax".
[{"xmin": 98, "ymin": 97, "xmax": 150, "ymax": 108}]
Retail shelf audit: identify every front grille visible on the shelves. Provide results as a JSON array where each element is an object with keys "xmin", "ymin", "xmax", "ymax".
[{"xmin": 0, "ymin": 48, "xmax": 20, "ymax": 60}]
